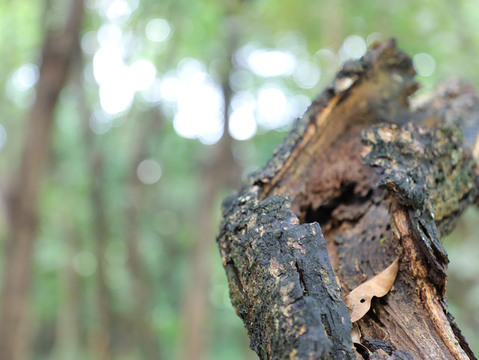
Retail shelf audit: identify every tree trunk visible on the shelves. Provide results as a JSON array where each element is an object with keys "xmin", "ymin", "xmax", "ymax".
[
  {"xmin": 53, "ymin": 229, "xmax": 81, "ymax": 360},
  {"xmin": 0, "ymin": 1, "xmax": 84, "ymax": 359},
  {"xmin": 180, "ymin": 10, "xmax": 242, "ymax": 360},
  {"xmin": 179, "ymin": 57, "xmax": 242, "ymax": 360},
  {"xmin": 125, "ymin": 109, "xmax": 163, "ymax": 360},
  {"xmin": 217, "ymin": 40, "xmax": 478, "ymax": 359},
  {"xmin": 87, "ymin": 152, "xmax": 112, "ymax": 360}
]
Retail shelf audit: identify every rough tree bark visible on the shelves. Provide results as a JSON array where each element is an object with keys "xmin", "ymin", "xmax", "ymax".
[
  {"xmin": 0, "ymin": 1, "xmax": 84, "ymax": 359},
  {"xmin": 217, "ymin": 40, "xmax": 478, "ymax": 359}
]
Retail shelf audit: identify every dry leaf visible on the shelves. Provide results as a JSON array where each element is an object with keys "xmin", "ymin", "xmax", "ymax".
[
  {"xmin": 351, "ymin": 323, "xmax": 361, "ymax": 343},
  {"xmin": 351, "ymin": 323, "xmax": 369, "ymax": 359},
  {"xmin": 345, "ymin": 257, "xmax": 399, "ymax": 322}
]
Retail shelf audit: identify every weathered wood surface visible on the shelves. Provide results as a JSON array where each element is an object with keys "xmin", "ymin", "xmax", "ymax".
[{"xmin": 217, "ymin": 40, "xmax": 478, "ymax": 359}]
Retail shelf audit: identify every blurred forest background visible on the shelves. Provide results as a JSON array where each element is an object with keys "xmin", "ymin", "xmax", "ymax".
[{"xmin": 1, "ymin": 0, "xmax": 478, "ymax": 359}]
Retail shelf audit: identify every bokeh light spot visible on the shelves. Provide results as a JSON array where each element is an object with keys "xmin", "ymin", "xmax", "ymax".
[
  {"xmin": 106, "ymin": 0, "xmax": 132, "ymax": 21},
  {"xmin": 90, "ymin": 112, "xmax": 114, "ymax": 134},
  {"xmin": 81, "ymin": 31, "xmax": 99, "ymax": 54},
  {"xmin": 229, "ymin": 91, "xmax": 257, "ymax": 140},
  {"xmin": 294, "ymin": 60, "xmax": 321, "ymax": 89},
  {"xmin": 73, "ymin": 251, "xmax": 97, "ymax": 276},
  {"xmin": 159, "ymin": 75, "xmax": 181, "ymax": 102},
  {"xmin": 290, "ymin": 94, "xmax": 311, "ymax": 119},
  {"xmin": 229, "ymin": 69, "xmax": 254, "ymax": 92},
  {"xmin": 172, "ymin": 59, "xmax": 224, "ymax": 144},
  {"xmin": 247, "ymin": 49, "xmax": 296, "ymax": 77},
  {"xmin": 137, "ymin": 159, "xmax": 162, "ymax": 185},
  {"xmin": 128, "ymin": 59, "xmax": 157, "ymax": 91},
  {"xmin": 257, "ymin": 85, "xmax": 290, "ymax": 129},
  {"xmin": 11, "ymin": 64, "xmax": 39, "ymax": 91},
  {"xmin": 97, "ymin": 23, "xmax": 122, "ymax": 45},
  {"xmin": 314, "ymin": 48, "xmax": 338, "ymax": 74},
  {"xmin": 93, "ymin": 45, "xmax": 125, "ymax": 85},
  {"xmin": 229, "ymin": 108, "xmax": 257, "ymax": 141},
  {"xmin": 413, "ymin": 53, "xmax": 435, "ymax": 77},
  {"xmin": 342, "ymin": 35, "xmax": 367, "ymax": 60},
  {"xmin": 99, "ymin": 81, "xmax": 134, "ymax": 115},
  {"xmin": 145, "ymin": 18, "xmax": 171, "ymax": 42},
  {"xmin": 141, "ymin": 78, "xmax": 163, "ymax": 103},
  {"xmin": 95, "ymin": 0, "xmax": 138, "ymax": 23},
  {"xmin": 5, "ymin": 80, "xmax": 36, "ymax": 109}
]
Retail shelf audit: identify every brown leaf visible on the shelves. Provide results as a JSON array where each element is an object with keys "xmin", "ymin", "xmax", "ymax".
[
  {"xmin": 351, "ymin": 323, "xmax": 361, "ymax": 343},
  {"xmin": 345, "ymin": 257, "xmax": 399, "ymax": 322}
]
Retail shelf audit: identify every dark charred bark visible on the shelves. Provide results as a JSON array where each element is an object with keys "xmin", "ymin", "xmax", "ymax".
[
  {"xmin": 217, "ymin": 40, "xmax": 478, "ymax": 359},
  {"xmin": 0, "ymin": 1, "xmax": 84, "ymax": 359}
]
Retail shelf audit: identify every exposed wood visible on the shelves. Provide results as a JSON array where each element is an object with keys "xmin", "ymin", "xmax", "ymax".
[
  {"xmin": 0, "ymin": 1, "xmax": 84, "ymax": 359},
  {"xmin": 217, "ymin": 40, "xmax": 478, "ymax": 359}
]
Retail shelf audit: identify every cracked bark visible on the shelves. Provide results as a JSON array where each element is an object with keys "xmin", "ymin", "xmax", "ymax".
[{"xmin": 217, "ymin": 40, "xmax": 478, "ymax": 359}]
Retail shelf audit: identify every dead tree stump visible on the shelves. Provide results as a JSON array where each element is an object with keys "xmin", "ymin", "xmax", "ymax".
[{"xmin": 217, "ymin": 39, "xmax": 478, "ymax": 359}]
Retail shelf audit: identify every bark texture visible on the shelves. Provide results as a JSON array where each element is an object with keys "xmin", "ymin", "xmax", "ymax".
[{"xmin": 217, "ymin": 40, "xmax": 478, "ymax": 359}]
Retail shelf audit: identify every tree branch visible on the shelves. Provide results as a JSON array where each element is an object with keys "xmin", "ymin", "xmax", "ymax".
[{"xmin": 217, "ymin": 40, "xmax": 477, "ymax": 359}]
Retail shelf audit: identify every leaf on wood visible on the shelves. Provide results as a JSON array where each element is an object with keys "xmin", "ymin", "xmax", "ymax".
[
  {"xmin": 351, "ymin": 323, "xmax": 361, "ymax": 343},
  {"xmin": 345, "ymin": 257, "xmax": 399, "ymax": 322},
  {"xmin": 351, "ymin": 323, "xmax": 370, "ymax": 359}
]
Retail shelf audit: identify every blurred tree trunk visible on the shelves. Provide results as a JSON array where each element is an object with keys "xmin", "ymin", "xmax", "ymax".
[
  {"xmin": 77, "ymin": 96, "xmax": 114, "ymax": 359},
  {"xmin": 179, "ymin": 12, "xmax": 242, "ymax": 360},
  {"xmin": 53, "ymin": 230, "xmax": 81, "ymax": 360},
  {"xmin": 180, "ymin": 114, "xmax": 241, "ymax": 360},
  {"xmin": 217, "ymin": 40, "xmax": 478, "ymax": 359},
  {"xmin": 87, "ymin": 152, "xmax": 112, "ymax": 360},
  {"xmin": 124, "ymin": 110, "xmax": 163, "ymax": 360},
  {"xmin": 51, "ymin": 32, "xmax": 89, "ymax": 360},
  {"xmin": 75, "ymin": 51, "xmax": 112, "ymax": 359},
  {"xmin": 0, "ymin": 1, "xmax": 84, "ymax": 360}
]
